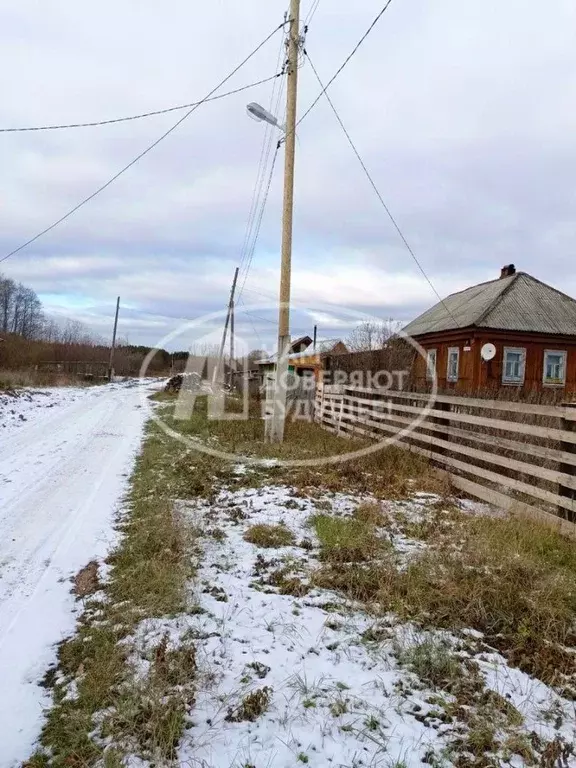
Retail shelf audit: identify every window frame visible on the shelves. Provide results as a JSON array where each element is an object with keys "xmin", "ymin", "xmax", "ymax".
[
  {"xmin": 446, "ymin": 346, "xmax": 459, "ymax": 383},
  {"xmin": 502, "ymin": 346, "xmax": 526, "ymax": 385},
  {"xmin": 542, "ymin": 349, "xmax": 567, "ymax": 387},
  {"xmin": 426, "ymin": 348, "xmax": 437, "ymax": 381}
]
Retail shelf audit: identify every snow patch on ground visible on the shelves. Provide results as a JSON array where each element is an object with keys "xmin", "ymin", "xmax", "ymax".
[{"xmin": 0, "ymin": 386, "xmax": 82, "ymax": 436}]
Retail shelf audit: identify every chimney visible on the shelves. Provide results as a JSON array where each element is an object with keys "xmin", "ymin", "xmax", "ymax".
[{"xmin": 500, "ymin": 264, "xmax": 516, "ymax": 279}]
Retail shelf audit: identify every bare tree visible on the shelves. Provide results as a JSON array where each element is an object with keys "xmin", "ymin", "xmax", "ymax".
[
  {"xmin": 346, "ymin": 319, "xmax": 401, "ymax": 352},
  {"xmin": 0, "ymin": 274, "xmax": 44, "ymax": 339}
]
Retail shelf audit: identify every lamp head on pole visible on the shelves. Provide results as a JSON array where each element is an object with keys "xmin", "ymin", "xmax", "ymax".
[{"xmin": 246, "ymin": 102, "xmax": 284, "ymax": 131}]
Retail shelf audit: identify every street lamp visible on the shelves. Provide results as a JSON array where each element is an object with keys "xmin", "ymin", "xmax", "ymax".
[{"xmin": 246, "ymin": 102, "xmax": 285, "ymax": 132}]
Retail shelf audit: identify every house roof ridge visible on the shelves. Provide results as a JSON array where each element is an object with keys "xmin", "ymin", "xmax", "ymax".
[
  {"xmin": 442, "ymin": 272, "xmax": 514, "ymax": 302},
  {"xmin": 474, "ymin": 271, "xmax": 521, "ymax": 327}
]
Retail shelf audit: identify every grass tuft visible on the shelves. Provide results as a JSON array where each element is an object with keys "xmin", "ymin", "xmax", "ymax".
[
  {"xmin": 226, "ymin": 687, "xmax": 273, "ymax": 722},
  {"xmin": 311, "ymin": 514, "xmax": 390, "ymax": 563},
  {"xmin": 243, "ymin": 523, "xmax": 295, "ymax": 548}
]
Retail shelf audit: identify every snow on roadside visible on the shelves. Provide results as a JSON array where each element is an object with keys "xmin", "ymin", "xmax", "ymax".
[
  {"xmin": 119, "ymin": 485, "xmax": 575, "ymax": 768},
  {"xmin": 0, "ymin": 386, "xmax": 84, "ymax": 436}
]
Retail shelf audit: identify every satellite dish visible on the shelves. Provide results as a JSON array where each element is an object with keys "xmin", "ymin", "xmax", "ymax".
[{"xmin": 481, "ymin": 343, "xmax": 496, "ymax": 361}]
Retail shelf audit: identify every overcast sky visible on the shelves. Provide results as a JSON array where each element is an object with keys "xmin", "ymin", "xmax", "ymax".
[{"xmin": 1, "ymin": 0, "xmax": 575, "ymax": 352}]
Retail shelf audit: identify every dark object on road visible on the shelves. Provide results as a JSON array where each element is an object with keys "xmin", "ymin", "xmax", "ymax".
[{"xmin": 164, "ymin": 372, "xmax": 202, "ymax": 393}]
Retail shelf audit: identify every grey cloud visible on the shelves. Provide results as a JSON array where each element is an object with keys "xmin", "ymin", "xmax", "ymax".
[{"xmin": 1, "ymin": 0, "xmax": 575, "ymax": 346}]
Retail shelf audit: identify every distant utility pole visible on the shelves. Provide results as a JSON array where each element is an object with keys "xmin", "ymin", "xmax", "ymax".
[
  {"xmin": 229, "ymin": 297, "xmax": 235, "ymax": 390},
  {"xmin": 108, "ymin": 296, "xmax": 120, "ymax": 381},
  {"xmin": 213, "ymin": 267, "xmax": 239, "ymax": 386},
  {"xmin": 267, "ymin": 0, "xmax": 300, "ymax": 442}
]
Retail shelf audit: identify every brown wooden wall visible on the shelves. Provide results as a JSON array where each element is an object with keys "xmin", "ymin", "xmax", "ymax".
[{"xmin": 412, "ymin": 328, "xmax": 576, "ymax": 398}]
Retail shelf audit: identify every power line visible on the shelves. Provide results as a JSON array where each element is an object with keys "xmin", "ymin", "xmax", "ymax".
[
  {"xmin": 237, "ymin": 23, "xmax": 287, "ymax": 283},
  {"xmin": 241, "ymin": 285, "xmax": 278, "ymax": 301},
  {"xmin": 304, "ymin": 0, "xmax": 321, "ymax": 27},
  {"xmin": 298, "ymin": 0, "xmax": 395, "ymax": 128},
  {"xmin": 0, "ymin": 75, "xmax": 282, "ymax": 133},
  {"xmin": 238, "ymin": 305, "xmax": 310, "ymax": 335},
  {"xmin": 237, "ymin": 296, "xmax": 266, "ymax": 349},
  {"xmin": 304, "ymin": 51, "xmax": 461, "ymax": 327},
  {"xmin": 0, "ymin": 22, "xmax": 286, "ymax": 265},
  {"xmin": 237, "ymin": 141, "xmax": 281, "ymax": 302}
]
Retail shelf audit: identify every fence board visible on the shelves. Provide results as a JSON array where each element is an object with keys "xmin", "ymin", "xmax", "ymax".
[
  {"xmin": 364, "ymin": 398, "xmax": 576, "ymax": 444},
  {"xmin": 344, "ymin": 386, "xmax": 576, "ymax": 421},
  {"xmin": 346, "ymin": 407, "xmax": 576, "ymax": 468},
  {"xmin": 334, "ymin": 414, "xmax": 576, "ymax": 516},
  {"xmin": 339, "ymin": 410, "xmax": 576, "ymax": 490},
  {"xmin": 316, "ymin": 386, "xmax": 576, "ymax": 530}
]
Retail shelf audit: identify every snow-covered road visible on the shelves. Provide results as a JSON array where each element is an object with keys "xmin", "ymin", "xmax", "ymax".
[{"xmin": 0, "ymin": 380, "xmax": 155, "ymax": 767}]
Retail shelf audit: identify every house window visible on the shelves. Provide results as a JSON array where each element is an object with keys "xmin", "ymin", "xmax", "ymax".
[
  {"xmin": 426, "ymin": 349, "xmax": 437, "ymax": 380},
  {"xmin": 447, "ymin": 347, "xmax": 459, "ymax": 382},
  {"xmin": 543, "ymin": 350, "xmax": 567, "ymax": 386},
  {"xmin": 502, "ymin": 347, "xmax": 526, "ymax": 384}
]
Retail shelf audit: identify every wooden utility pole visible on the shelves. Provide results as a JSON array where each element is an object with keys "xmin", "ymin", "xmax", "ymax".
[
  {"xmin": 213, "ymin": 267, "xmax": 239, "ymax": 386},
  {"xmin": 229, "ymin": 297, "xmax": 235, "ymax": 390},
  {"xmin": 267, "ymin": 0, "xmax": 300, "ymax": 442},
  {"xmin": 108, "ymin": 296, "xmax": 120, "ymax": 381}
]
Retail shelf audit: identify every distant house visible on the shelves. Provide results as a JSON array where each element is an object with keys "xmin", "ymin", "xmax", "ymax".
[
  {"xmin": 403, "ymin": 265, "xmax": 576, "ymax": 395},
  {"xmin": 258, "ymin": 336, "xmax": 348, "ymax": 380}
]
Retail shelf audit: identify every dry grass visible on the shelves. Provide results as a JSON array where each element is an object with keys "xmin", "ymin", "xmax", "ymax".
[
  {"xmin": 315, "ymin": 513, "xmax": 576, "ymax": 695},
  {"xmin": 311, "ymin": 513, "xmax": 390, "ymax": 563},
  {"xmin": 155, "ymin": 393, "xmax": 443, "ymax": 499},
  {"xmin": 225, "ymin": 687, "xmax": 272, "ymax": 723},
  {"xmin": 0, "ymin": 368, "xmax": 101, "ymax": 389},
  {"xmin": 395, "ymin": 637, "xmax": 464, "ymax": 690},
  {"xmin": 243, "ymin": 523, "xmax": 295, "ymax": 548}
]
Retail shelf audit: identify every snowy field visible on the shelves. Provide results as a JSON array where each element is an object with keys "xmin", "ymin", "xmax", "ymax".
[
  {"xmin": 121, "ymin": 484, "xmax": 576, "ymax": 768},
  {"xmin": 0, "ymin": 380, "xmax": 158, "ymax": 767}
]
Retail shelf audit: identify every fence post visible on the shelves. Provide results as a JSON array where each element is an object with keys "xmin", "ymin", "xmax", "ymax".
[
  {"xmin": 315, "ymin": 380, "xmax": 324, "ymax": 424},
  {"xmin": 559, "ymin": 403, "xmax": 576, "ymax": 522},
  {"xmin": 431, "ymin": 399, "xmax": 451, "ymax": 459}
]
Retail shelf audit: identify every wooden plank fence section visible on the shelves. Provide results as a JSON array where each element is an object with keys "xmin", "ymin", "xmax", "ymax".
[
  {"xmin": 345, "ymin": 387, "xmax": 576, "ymax": 421},
  {"xmin": 315, "ymin": 383, "xmax": 576, "ymax": 538}
]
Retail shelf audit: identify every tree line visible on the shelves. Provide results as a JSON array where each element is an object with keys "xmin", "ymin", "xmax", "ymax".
[
  {"xmin": 0, "ymin": 271, "xmax": 185, "ymax": 378},
  {"xmin": 0, "ymin": 273, "xmax": 44, "ymax": 339}
]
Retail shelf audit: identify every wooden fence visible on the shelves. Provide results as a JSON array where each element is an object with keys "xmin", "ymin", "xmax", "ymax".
[{"xmin": 315, "ymin": 384, "xmax": 576, "ymax": 538}]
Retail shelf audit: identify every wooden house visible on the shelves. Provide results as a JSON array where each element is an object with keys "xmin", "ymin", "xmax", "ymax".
[
  {"xmin": 403, "ymin": 265, "xmax": 576, "ymax": 396},
  {"xmin": 257, "ymin": 336, "xmax": 347, "ymax": 380}
]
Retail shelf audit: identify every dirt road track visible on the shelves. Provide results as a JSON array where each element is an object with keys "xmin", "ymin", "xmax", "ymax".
[{"xmin": 0, "ymin": 380, "xmax": 155, "ymax": 767}]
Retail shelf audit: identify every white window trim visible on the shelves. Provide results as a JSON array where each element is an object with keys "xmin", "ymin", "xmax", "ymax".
[
  {"xmin": 446, "ymin": 347, "xmax": 459, "ymax": 383},
  {"xmin": 543, "ymin": 349, "xmax": 567, "ymax": 386},
  {"xmin": 426, "ymin": 349, "xmax": 437, "ymax": 381},
  {"xmin": 502, "ymin": 346, "xmax": 526, "ymax": 385}
]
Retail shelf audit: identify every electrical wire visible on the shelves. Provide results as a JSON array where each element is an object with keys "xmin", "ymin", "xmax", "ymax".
[
  {"xmin": 298, "ymin": 0, "xmax": 395, "ymax": 128},
  {"xmin": 236, "ymin": 14, "xmax": 287, "ymax": 303},
  {"xmin": 0, "ymin": 22, "xmax": 286, "ymax": 265},
  {"xmin": 0, "ymin": 75, "xmax": 282, "ymax": 133},
  {"xmin": 237, "ymin": 141, "xmax": 281, "ymax": 301},
  {"xmin": 237, "ymin": 295, "xmax": 266, "ymax": 349},
  {"xmin": 241, "ymin": 285, "xmax": 278, "ymax": 302},
  {"xmin": 237, "ymin": 21, "xmax": 287, "ymax": 284},
  {"xmin": 304, "ymin": 0, "xmax": 321, "ymax": 27},
  {"xmin": 304, "ymin": 51, "xmax": 462, "ymax": 327}
]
